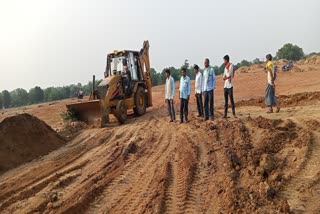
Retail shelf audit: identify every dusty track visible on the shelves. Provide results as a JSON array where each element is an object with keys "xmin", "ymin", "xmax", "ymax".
[
  {"xmin": 1, "ymin": 64, "xmax": 320, "ymax": 213},
  {"xmin": 1, "ymin": 100, "xmax": 320, "ymax": 213}
]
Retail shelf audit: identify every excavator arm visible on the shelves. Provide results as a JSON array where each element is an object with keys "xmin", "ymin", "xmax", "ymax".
[{"xmin": 139, "ymin": 40, "xmax": 152, "ymax": 107}]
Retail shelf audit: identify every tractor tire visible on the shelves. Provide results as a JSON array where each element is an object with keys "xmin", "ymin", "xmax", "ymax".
[
  {"xmin": 100, "ymin": 107, "xmax": 110, "ymax": 128},
  {"xmin": 133, "ymin": 86, "xmax": 146, "ymax": 116},
  {"xmin": 116, "ymin": 100, "xmax": 127, "ymax": 124}
]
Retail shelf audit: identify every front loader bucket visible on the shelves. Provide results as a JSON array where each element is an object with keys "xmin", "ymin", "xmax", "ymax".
[{"xmin": 66, "ymin": 100, "xmax": 102, "ymax": 124}]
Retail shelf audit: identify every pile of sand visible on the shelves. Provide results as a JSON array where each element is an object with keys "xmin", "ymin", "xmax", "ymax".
[
  {"xmin": 290, "ymin": 65, "xmax": 303, "ymax": 72},
  {"xmin": 0, "ymin": 113, "xmax": 66, "ymax": 174},
  {"xmin": 275, "ymin": 59, "xmax": 288, "ymax": 64},
  {"xmin": 298, "ymin": 55, "xmax": 320, "ymax": 65},
  {"xmin": 236, "ymin": 91, "xmax": 320, "ymax": 108},
  {"xmin": 237, "ymin": 64, "xmax": 264, "ymax": 74}
]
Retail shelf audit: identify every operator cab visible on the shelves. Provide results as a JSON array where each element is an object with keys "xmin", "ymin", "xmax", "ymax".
[{"xmin": 104, "ymin": 51, "xmax": 142, "ymax": 81}]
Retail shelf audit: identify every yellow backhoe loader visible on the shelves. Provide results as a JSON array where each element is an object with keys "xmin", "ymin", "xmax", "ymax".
[{"xmin": 66, "ymin": 41, "xmax": 152, "ymax": 126}]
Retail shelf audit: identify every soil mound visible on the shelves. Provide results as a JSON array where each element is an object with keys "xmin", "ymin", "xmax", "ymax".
[
  {"xmin": 290, "ymin": 65, "xmax": 303, "ymax": 72},
  {"xmin": 0, "ymin": 113, "xmax": 66, "ymax": 174},
  {"xmin": 236, "ymin": 91, "xmax": 320, "ymax": 108},
  {"xmin": 237, "ymin": 64, "xmax": 264, "ymax": 74},
  {"xmin": 298, "ymin": 55, "xmax": 320, "ymax": 65}
]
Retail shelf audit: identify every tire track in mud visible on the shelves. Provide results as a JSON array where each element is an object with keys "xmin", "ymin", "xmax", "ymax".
[
  {"xmin": 118, "ymin": 130, "xmax": 175, "ymax": 213},
  {"xmin": 86, "ymin": 117, "xmax": 174, "ymax": 213},
  {"xmin": 184, "ymin": 137, "xmax": 208, "ymax": 214},
  {"xmin": 284, "ymin": 128, "xmax": 320, "ymax": 213},
  {"xmin": 158, "ymin": 126, "xmax": 201, "ymax": 214},
  {"xmin": 57, "ymin": 122, "xmax": 146, "ymax": 213},
  {"xmin": 0, "ymin": 160, "xmax": 90, "ymax": 212}
]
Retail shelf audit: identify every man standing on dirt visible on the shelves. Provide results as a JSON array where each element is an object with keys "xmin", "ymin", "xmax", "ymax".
[
  {"xmin": 194, "ymin": 64, "xmax": 204, "ymax": 117},
  {"xmin": 265, "ymin": 54, "xmax": 280, "ymax": 113},
  {"xmin": 202, "ymin": 58, "xmax": 216, "ymax": 121},
  {"xmin": 222, "ymin": 55, "xmax": 236, "ymax": 118},
  {"xmin": 165, "ymin": 69, "xmax": 176, "ymax": 122},
  {"xmin": 179, "ymin": 68, "xmax": 191, "ymax": 123}
]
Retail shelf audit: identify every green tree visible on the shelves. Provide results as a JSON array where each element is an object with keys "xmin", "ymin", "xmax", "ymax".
[
  {"xmin": 181, "ymin": 59, "xmax": 196, "ymax": 80},
  {"xmin": 213, "ymin": 66, "xmax": 220, "ymax": 75},
  {"xmin": 2, "ymin": 90, "xmax": 11, "ymax": 108},
  {"xmin": 44, "ymin": 87, "xmax": 53, "ymax": 101},
  {"xmin": 10, "ymin": 88, "xmax": 29, "ymax": 107},
  {"xmin": 69, "ymin": 84, "xmax": 80, "ymax": 97},
  {"xmin": 239, "ymin": 60, "xmax": 252, "ymax": 67},
  {"xmin": 51, "ymin": 87, "xmax": 64, "ymax": 100},
  {"xmin": 253, "ymin": 58, "xmax": 263, "ymax": 64},
  {"xmin": 150, "ymin": 68, "xmax": 161, "ymax": 86},
  {"xmin": 217, "ymin": 64, "xmax": 225, "ymax": 75},
  {"xmin": 83, "ymin": 80, "xmax": 102, "ymax": 95},
  {"xmin": 0, "ymin": 92, "xmax": 3, "ymax": 109},
  {"xmin": 276, "ymin": 43, "xmax": 304, "ymax": 61},
  {"xmin": 62, "ymin": 86, "xmax": 71, "ymax": 99},
  {"xmin": 29, "ymin": 86, "xmax": 44, "ymax": 104}
]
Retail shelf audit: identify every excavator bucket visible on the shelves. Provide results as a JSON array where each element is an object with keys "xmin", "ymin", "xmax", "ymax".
[{"xmin": 66, "ymin": 100, "xmax": 102, "ymax": 124}]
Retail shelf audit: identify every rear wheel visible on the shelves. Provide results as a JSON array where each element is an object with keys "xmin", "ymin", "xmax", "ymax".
[
  {"xmin": 133, "ymin": 86, "xmax": 146, "ymax": 116},
  {"xmin": 115, "ymin": 100, "xmax": 127, "ymax": 124}
]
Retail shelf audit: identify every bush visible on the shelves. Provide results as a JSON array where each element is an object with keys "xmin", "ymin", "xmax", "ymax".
[{"xmin": 276, "ymin": 43, "xmax": 304, "ymax": 61}]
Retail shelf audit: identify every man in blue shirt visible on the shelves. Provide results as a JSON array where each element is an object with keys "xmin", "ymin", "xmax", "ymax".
[
  {"xmin": 179, "ymin": 68, "xmax": 191, "ymax": 123},
  {"xmin": 202, "ymin": 58, "xmax": 216, "ymax": 120}
]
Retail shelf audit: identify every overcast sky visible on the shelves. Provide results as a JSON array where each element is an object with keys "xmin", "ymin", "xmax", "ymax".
[{"xmin": 0, "ymin": 0, "xmax": 319, "ymax": 91}]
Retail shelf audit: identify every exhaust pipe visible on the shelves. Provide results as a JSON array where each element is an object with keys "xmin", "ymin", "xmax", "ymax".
[{"xmin": 92, "ymin": 75, "xmax": 95, "ymax": 92}]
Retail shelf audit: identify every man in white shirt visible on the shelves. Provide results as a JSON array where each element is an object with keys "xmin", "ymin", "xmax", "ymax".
[
  {"xmin": 164, "ymin": 69, "xmax": 176, "ymax": 122},
  {"xmin": 222, "ymin": 55, "xmax": 236, "ymax": 118},
  {"xmin": 194, "ymin": 65, "xmax": 203, "ymax": 117}
]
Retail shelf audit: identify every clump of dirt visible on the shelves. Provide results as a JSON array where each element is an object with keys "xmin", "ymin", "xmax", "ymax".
[
  {"xmin": 200, "ymin": 117, "xmax": 312, "ymax": 213},
  {"xmin": 247, "ymin": 116, "xmax": 283, "ymax": 129},
  {"xmin": 303, "ymin": 119, "xmax": 320, "ymax": 132},
  {"xmin": 58, "ymin": 121, "xmax": 87, "ymax": 140},
  {"xmin": 236, "ymin": 91, "xmax": 320, "ymax": 108},
  {"xmin": 0, "ymin": 113, "xmax": 66, "ymax": 174}
]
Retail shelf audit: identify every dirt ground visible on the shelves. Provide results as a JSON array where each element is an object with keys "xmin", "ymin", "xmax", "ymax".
[{"xmin": 0, "ymin": 59, "xmax": 320, "ymax": 213}]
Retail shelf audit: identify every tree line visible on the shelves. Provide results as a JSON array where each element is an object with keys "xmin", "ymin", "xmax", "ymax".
[
  {"xmin": 150, "ymin": 43, "xmax": 320, "ymax": 86},
  {"xmin": 0, "ymin": 80, "xmax": 101, "ymax": 109},
  {"xmin": 0, "ymin": 43, "xmax": 318, "ymax": 109}
]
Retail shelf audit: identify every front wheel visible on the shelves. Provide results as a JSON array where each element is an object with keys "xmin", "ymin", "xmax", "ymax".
[
  {"xmin": 100, "ymin": 107, "xmax": 110, "ymax": 127},
  {"xmin": 133, "ymin": 86, "xmax": 146, "ymax": 116},
  {"xmin": 115, "ymin": 100, "xmax": 127, "ymax": 124}
]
